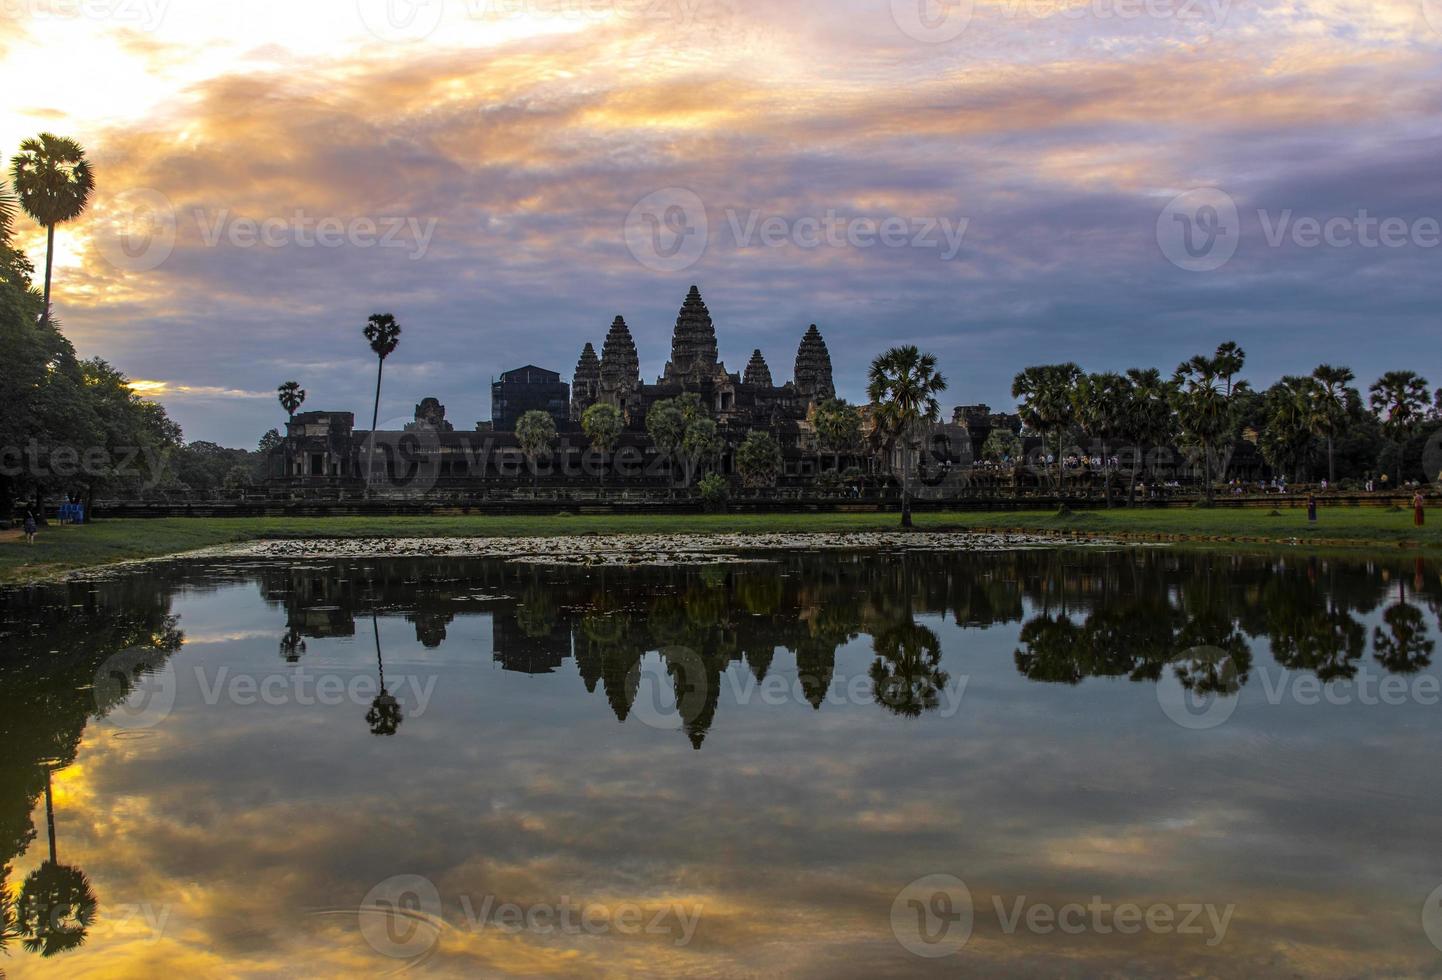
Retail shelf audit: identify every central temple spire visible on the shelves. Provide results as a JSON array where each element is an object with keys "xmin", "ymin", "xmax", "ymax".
[
  {"xmin": 663, "ymin": 285, "xmax": 719, "ymax": 386},
  {"xmin": 599, "ymin": 315, "xmax": 640, "ymax": 393}
]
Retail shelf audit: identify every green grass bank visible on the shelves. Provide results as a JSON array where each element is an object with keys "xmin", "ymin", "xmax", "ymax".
[{"xmin": 1, "ymin": 506, "xmax": 1436, "ymax": 585}]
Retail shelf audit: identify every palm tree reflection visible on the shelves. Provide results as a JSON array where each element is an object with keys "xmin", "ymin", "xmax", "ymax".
[
  {"xmin": 15, "ymin": 767, "xmax": 96, "ymax": 958},
  {"xmin": 365, "ymin": 613, "xmax": 403, "ymax": 736}
]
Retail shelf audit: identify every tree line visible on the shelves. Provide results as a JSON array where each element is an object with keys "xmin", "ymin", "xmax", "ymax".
[{"xmin": 1005, "ymin": 343, "xmax": 1441, "ymax": 504}]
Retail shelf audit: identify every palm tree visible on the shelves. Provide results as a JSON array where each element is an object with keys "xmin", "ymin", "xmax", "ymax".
[
  {"xmin": 1368, "ymin": 370, "xmax": 1431, "ymax": 483},
  {"xmin": 868, "ymin": 346, "xmax": 948, "ymax": 528},
  {"xmin": 9, "ymin": 134, "xmax": 94, "ymax": 326},
  {"xmin": 1011, "ymin": 363, "xmax": 1081, "ymax": 492},
  {"xmin": 1260, "ymin": 376, "xmax": 1319, "ymax": 482},
  {"xmin": 1073, "ymin": 372, "xmax": 1129, "ymax": 507},
  {"xmin": 1213, "ymin": 341, "xmax": 1246, "ymax": 397},
  {"xmin": 1310, "ymin": 364, "xmax": 1355, "ymax": 484},
  {"xmin": 277, "ymin": 380, "xmax": 306, "ymax": 421},
  {"xmin": 362, "ymin": 313, "xmax": 402, "ymax": 488},
  {"xmin": 1171, "ymin": 355, "xmax": 1230, "ymax": 503}
]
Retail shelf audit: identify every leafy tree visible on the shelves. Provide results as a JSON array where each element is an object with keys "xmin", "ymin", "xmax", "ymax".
[
  {"xmin": 581, "ymin": 402, "xmax": 623, "ymax": 484},
  {"xmin": 646, "ymin": 396, "xmax": 717, "ymax": 490},
  {"xmin": 736, "ymin": 430, "xmax": 782, "ymax": 488},
  {"xmin": 679, "ymin": 416, "xmax": 722, "ymax": 487},
  {"xmin": 257, "ymin": 428, "xmax": 282, "ymax": 454},
  {"xmin": 515, "ymin": 410, "xmax": 558, "ymax": 487},
  {"xmin": 646, "ymin": 399, "xmax": 687, "ymax": 490},
  {"xmin": 869, "ymin": 346, "xmax": 948, "ymax": 527},
  {"xmin": 981, "ymin": 428, "xmax": 1022, "ymax": 464},
  {"xmin": 1011, "ymin": 362, "xmax": 1081, "ymax": 491},
  {"xmin": 277, "ymin": 380, "xmax": 305, "ymax": 420},
  {"xmin": 813, "ymin": 397, "xmax": 861, "ymax": 474},
  {"xmin": 9, "ymin": 134, "xmax": 93, "ymax": 326},
  {"xmin": 697, "ymin": 472, "xmax": 728, "ymax": 512}
]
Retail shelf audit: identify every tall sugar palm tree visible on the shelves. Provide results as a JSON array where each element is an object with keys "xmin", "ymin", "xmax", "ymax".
[
  {"xmin": 1309, "ymin": 364, "xmax": 1355, "ymax": 484},
  {"xmin": 9, "ymin": 134, "xmax": 94, "ymax": 326},
  {"xmin": 867, "ymin": 345, "xmax": 948, "ymax": 528},
  {"xmin": 1368, "ymin": 370, "xmax": 1431, "ymax": 441},
  {"xmin": 1011, "ymin": 363, "xmax": 1082, "ymax": 492},
  {"xmin": 1369, "ymin": 370, "xmax": 1431, "ymax": 485},
  {"xmin": 1073, "ymin": 371, "xmax": 1129, "ymax": 507},
  {"xmin": 1213, "ymin": 341, "xmax": 1246, "ymax": 397},
  {"xmin": 362, "ymin": 313, "xmax": 402, "ymax": 488},
  {"xmin": 277, "ymin": 380, "xmax": 306, "ymax": 420}
]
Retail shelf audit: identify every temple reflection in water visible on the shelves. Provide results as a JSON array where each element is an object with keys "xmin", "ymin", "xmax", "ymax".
[{"xmin": 1, "ymin": 548, "xmax": 1440, "ymax": 976}]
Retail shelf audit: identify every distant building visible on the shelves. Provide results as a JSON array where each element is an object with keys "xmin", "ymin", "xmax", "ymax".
[{"xmin": 491, "ymin": 365, "xmax": 570, "ymax": 432}]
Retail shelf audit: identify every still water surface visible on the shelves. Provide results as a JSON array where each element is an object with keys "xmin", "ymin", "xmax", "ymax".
[{"xmin": 2, "ymin": 547, "xmax": 1441, "ymax": 977}]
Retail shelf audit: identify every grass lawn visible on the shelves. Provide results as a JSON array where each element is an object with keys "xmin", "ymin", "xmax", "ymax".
[{"xmin": 1, "ymin": 505, "xmax": 1436, "ymax": 585}]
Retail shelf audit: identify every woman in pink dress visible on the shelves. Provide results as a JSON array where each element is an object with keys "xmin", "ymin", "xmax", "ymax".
[{"xmin": 1414, "ymin": 491, "xmax": 1426, "ymax": 528}]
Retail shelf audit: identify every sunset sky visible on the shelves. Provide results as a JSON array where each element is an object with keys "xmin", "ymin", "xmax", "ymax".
[{"xmin": 4, "ymin": 0, "xmax": 1440, "ymax": 445}]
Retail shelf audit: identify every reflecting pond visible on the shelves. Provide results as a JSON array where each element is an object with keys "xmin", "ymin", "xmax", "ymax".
[{"xmin": 2, "ymin": 547, "xmax": 1441, "ymax": 977}]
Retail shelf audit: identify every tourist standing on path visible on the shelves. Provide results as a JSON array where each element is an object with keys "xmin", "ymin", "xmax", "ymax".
[
  {"xmin": 1414, "ymin": 490, "xmax": 1426, "ymax": 528},
  {"xmin": 1307, "ymin": 494, "xmax": 1317, "ymax": 523},
  {"xmin": 23, "ymin": 510, "xmax": 37, "ymax": 545}
]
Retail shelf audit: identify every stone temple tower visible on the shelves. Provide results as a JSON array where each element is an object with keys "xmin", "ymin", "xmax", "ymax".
[
  {"xmin": 662, "ymin": 285, "xmax": 720, "ymax": 386},
  {"xmin": 571, "ymin": 342, "xmax": 600, "ymax": 420},
  {"xmin": 794, "ymin": 324, "xmax": 835, "ymax": 403},
  {"xmin": 743, "ymin": 349, "xmax": 772, "ymax": 387},
  {"xmin": 598, "ymin": 315, "xmax": 641, "ymax": 394}
]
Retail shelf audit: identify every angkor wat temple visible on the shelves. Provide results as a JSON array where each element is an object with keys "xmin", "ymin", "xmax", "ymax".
[
  {"xmin": 266, "ymin": 286, "xmax": 919, "ymax": 492},
  {"xmin": 568, "ymin": 285, "xmax": 836, "ymax": 434}
]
